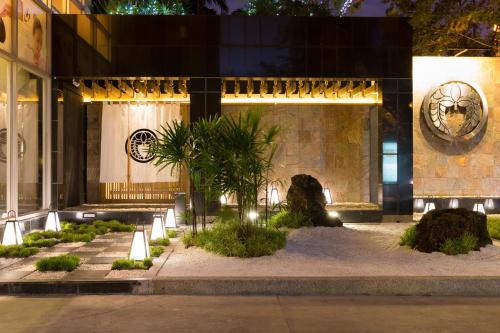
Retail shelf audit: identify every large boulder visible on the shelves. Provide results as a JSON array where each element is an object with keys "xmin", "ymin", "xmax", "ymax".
[
  {"xmin": 414, "ymin": 208, "xmax": 492, "ymax": 253},
  {"xmin": 286, "ymin": 174, "xmax": 342, "ymax": 227}
]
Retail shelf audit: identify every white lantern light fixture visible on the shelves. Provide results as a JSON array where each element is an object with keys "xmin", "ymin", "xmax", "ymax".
[
  {"xmin": 2, "ymin": 210, "xmax": 23, "ymax": 246},
  {"xmin": 473, "ymin": 203, "xmax": 486, "ymax": 215},
  {"xmin": 129, "ymin": 225, "xmax": 150, "ymax": 261},
  {"xmin": 323, "ymin": 187, "xmax": 333, "ymax": 205},
  {"xmin": 248, "ymin": 211, "xmax": 258, "ymax": 221},
  {"xmin": 164, "ymin": 208, "xmax": 176, "ymax": 229},
  {"xmin": 220, "ymin": 194, "xmax": 227, "ymax": 206},
  {"xmin": 45, "ymin": 205, "xmax": 61, "ymax": 232},
  {"xmin": 270, "ymin": 187, "xmax": 280, "ymax": 205},
  {"xmin": 328, "ymin": 211, "xmax": 339, "ymax": 218},
  {"xmin": 414, "ymin": 198, "xmax": 425, "ymax": 210},
  {"xmin": 449, "ymin": 199, "xmax": 459, "ymax": 209},
  {"xmin": 485, "ymin": 198, "xmax": 495, "ymax": 210},
  {"xmin": 150, "ymin": 214, "xmax": 166, "ymax": 241},
  {"xmin": 423, "ymin": 202, "xmax": 436, "ymax": 214}
]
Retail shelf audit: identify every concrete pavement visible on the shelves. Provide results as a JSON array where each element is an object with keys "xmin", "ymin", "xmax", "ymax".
[{"xmin": 1, "ymin": 295, "xmax": 500, "ymax": 332}]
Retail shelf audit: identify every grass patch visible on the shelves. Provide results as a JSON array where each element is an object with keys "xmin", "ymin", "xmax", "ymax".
[
  {"xmin": 487, "ymin": 217, "xmax": 500, "ymax": 240},
  {"xmin": 92, "ymin": 220, "xmax": 135, "ymax": 233},
  {"xmin": 183, "ymin": 220, "xmax": 287, "ymax": 257},
  {"xmin": 167, "ymin": 229, "xmax": 177, "ymax": 238},
  {"xmin": 111, "ymin": 258, "xmax": 153, "ymax": 270},
  {"xmin": 36, "ymin": 255, "xmax": 80, "ymax": 272},
  {"xmin": 150, "ymin": 246, "xmax": 164, "ymax": 257},
  {"xmin": 268, "ymin": 210, "xmax": 312, "ymax": 229},
  {"xmin": 440, "ymin": 232, "xmax": 478, "ymax": 255},
  {"xmin": 399, "ymin": 225, "xmax": 417, "ymax": 247},
  {"xmin": 150, "ymin": 238, "xmax": 170, "ymax": 246},
  {"xmin": 0, "ymin": 245, "xmax": 39, "ymax": 258}
]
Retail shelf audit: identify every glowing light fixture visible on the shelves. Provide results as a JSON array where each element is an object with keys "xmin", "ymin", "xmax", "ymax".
[
  {"xmin": 2, "ymin": 211, "xmax": 23, "ymax": 246},
  {"xmin": 328, "ymin": 211, "xmax": 339, "ymax": 218},
  {"xmin": 414, "ymin": 199, "xmax": 425, "ymax": 210},
  {"xmin": 270, "ymin": 187, "xmax": 280, "ymax": 205},
  {"xmin": 150, "ymin": 215, "xmax": 166, "ymax": 241},
  {"xmin": 220, "ymin": 194, "xmax": 228, "ymax": 206},
  {"xmin": 473, "ymin": 203, "xmax": 486, "ymax": 215},
  {"xmin": 220, "ymin": 97, "xmax": 380, "ymax": 105},
  {"xmin": 164, "ymin": 208, "xmax": 176, "ymax": 229},
  {"xmin": 423, "ymin": 202, "xmax": 435, "ymax": 214},
  {"xmin": 45, "ymin": 205, "xmax": 61, "ymax": 232},
  {"xmin": 323, "ymin": 187, "xmax": 333, "ymax": 205},
  {"xmin": 248, "ymin": 211, "xmax": 258, "ymax": 221},
  {"xmin": 449, "ymin": 199, "xmax": 459, "ymax": 209},
  {"xmin": 485, "ymin": 198, "xmax": 495, "ymax": 210},
  {"xmin": 129, "ymin": 225, "xmax": 150, "ymax": 261}
]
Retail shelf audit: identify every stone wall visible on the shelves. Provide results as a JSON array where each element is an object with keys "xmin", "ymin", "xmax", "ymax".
[
  {"xmin": 221, "ymin": 104, "xmax": 372, "ymax": 203},
  {"xmin": 413, "ymin": 57, "xmax": 500, "ymax": 197}
]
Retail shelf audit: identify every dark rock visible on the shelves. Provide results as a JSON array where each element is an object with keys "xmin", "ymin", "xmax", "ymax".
[
  {"xmin": 286, "ymin": 174, "xmax": 342, "ymax": 227},
  {"xmin": 415, "ymin": 208, "xmax": 492, "ymax": 253}
]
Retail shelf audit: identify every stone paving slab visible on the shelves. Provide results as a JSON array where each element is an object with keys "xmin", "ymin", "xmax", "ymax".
[
  {"xmin": 64, "ymin": 270, "xmax": 110, "ymax": 280},
  {"xmin": 86, "ymin": 257, "xmax": 120, "ymax": 264}
]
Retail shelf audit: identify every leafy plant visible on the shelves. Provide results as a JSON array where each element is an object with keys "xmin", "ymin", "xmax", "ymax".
[
  {"xmin": 0, "ymin": 245, "xmax": 39, "ymax": 258},
  {"xmin": 487, "ymin": 217, "xmax": 500, "ymax": 240},
  {"xmin": 150, "ymin": 238, "xmax": 170, "ymax": 246},
  {"xmin": 150, "ymin": 246, "xmax": 164, "ymax": 257},
  {"xmin": 399, "ymin": 225, "xmax": 418, "ymax": 247},
  {"xmin": 440, "ymin": 232, "xmax": 478, "ymax": 255},
  {"xmin": 268, "ymin": 210, "xmax": 312, "ymax": 229},
  {"xmin": 111, "ymin": 258, "xmax": 153, "ymax": 270},
  {"xmin": 182, "ymin": 220, "xmax": 287, "ymax": 257},
  {"xmin": 36, "ymin": 255, "xmax": 80, "ymax": 272},
  {"xmin": 93, "ymin": 220, "xmax": 135, "ymax": 232},
  {"xmin": 166, "ymin": 229, "xmax": 177, "ymax": 238}
]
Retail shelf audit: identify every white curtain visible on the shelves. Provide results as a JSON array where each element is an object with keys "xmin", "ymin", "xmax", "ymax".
[
  {"xmin": 18, "ymin": 103, "xmax": 38, "ymax": 184},
  {"xmin": 99, "ymin": 103, "xmax": 181, "ymax": 183}
]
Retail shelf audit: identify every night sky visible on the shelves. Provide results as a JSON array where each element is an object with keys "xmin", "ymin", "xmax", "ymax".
[{"xmin": 226, "ymin": 0, "xmax": 388, "ymax": 16}]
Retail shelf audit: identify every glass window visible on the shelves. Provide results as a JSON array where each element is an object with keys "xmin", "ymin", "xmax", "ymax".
[
  {"xmin": 0, "ymin": 0, "xmax": 12, "ymax": 53},
  {"xmin": 0, "ymin": 57, "xmax": 8, "ymax": 214},
  {"xmin": 17, "ymin": 67, "xmax": 43, "ymax": 214},
  {"xmin": 382, "ymin": 142, "xmax": 398, "ymax": 184},
  {"xmin": 18, "ymin": 0, "xmax": 48, "ymax": 70}
]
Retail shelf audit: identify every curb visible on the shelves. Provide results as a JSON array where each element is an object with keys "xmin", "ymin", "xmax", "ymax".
[{"xmin": 2, "ymin": 276, "xmax": 500, "ymax": 296}]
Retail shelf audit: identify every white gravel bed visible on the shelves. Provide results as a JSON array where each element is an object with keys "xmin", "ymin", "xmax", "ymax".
[
  {"xmin": 105, "ymin": 269, "xmax": 150, "ymax": 279},
  {"xmin": 77, "ymin": 264, "xmax": 112, "ymax": 271},
  {"xmin": 157, "ymin": 223, "xmax": 500, "ymax": 277}
]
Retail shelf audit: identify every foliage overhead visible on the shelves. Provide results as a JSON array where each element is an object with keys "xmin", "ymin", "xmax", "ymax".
[
  {"xmin": 91, "ymin": 0, "xmax": 228, "ymax": 14},
  {"xmin": 241, "ymin": 0, "xmax": 363, "ymax": 16},
  {"xmin": 383, "ymin": 0, "xmax": 500, "ymax": 55}
]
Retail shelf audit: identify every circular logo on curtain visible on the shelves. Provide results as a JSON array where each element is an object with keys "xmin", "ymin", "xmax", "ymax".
[
  {"xmin": 422, "ymin": 81, "xmax": 487, "ymax": 142},
  {"xmin": 125, "ymin": 129, "xmax": 157, "ymax": 163},
  {"xmin": 0, "ymin": 129, "xmax": 26, "ymax": 163}
]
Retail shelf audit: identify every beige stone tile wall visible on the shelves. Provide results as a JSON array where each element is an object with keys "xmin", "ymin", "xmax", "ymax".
[
  {"xmin": 222, "ymin": 104, "xmax": 371, "ymax": 203},
  {"xmin": 413, "ymin": 57, "xmax": 500, "ymax": 197}
]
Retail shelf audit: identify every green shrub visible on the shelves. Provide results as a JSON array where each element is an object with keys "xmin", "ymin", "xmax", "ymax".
[
  {"xmin": 487, "ymin": 217, "xmax": 500, "ymax": 240},
  {"xmin": 150, "ymin": 238, "xmax": 170, "ymax": 246},
  {"xmin": 184, "ymin": 220, "xmax": 287, "ymax": 257},
  {"xmin": 24, "ymin": 238, "xmax": 60, "ymax": 248},
  {"xmin": 0, "ymin": 245, "xmax": 39, "ymax": 258},
  {"xmin": 182, "ymin": 232, "xmax": 196, "ymax": 248},
  {"xmin": 167, "ymin": 229, "xmax": 177, "ymax": 238},
  {"xmin": 399, "ymin": 225, "xmax": 417, "ymax": 247},
  {"xmin": 36, "ymin": 255, "xmax": 80, "ymax": 271},
  {"xmin": 24, "ymin": 230, "xmax": 61, "ymax": 242},
  {"xmin": 440, "ymin": 232, "xmax": 478, "ymax": 255},
  {"xmin": 93, "ymin": 220, "xmax": 135, "ymax": 232},
  {"xmin": 150, "ymin": 246, "xmax": 164, "ymax": 257},
  {"xmin": 111, "ymin": 258, "xmax": 153, "ymax": 270},
  {"xmin": 268, "ymin": 210, "xmax": 312, "ymax": 229},
  {"xmin": 60, "ymin": 232, "xmax": 95, "ymax": 243}
]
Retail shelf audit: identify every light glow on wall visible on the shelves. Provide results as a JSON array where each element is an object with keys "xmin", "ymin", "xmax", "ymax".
[
  {"xmin": 328, "ymin": 211, "xmax": 339, "ymax": 218},
  {"xmin": 221, "ymin": 97, "xmax": 380, "ymax": 105}
]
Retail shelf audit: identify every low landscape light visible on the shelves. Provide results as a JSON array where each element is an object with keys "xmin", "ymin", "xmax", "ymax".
[
  {"xmin": 2, "ymin": 211, "xmax": 23, "ymax": 246},
  {"xmin": 449, "ymin": 199, "xmax": 459, "ymax": 209},
  {"xmin": 323, "ymin": 187, "xmax": 333, "ymax": 205},
  {"xmin": 45, "ymin": 205, "xmax": 61, "ymax": 232},
  {"xmin": 248, "ymin": 211, "xmax": 258, "ymax": 221},
  {"xmin": 220, "ymin": 194, "xmax": 227, "ymax": 205},
  {"xmin": 473, "ymin": 203, "xmax": 486, "ymax": 215},
  {"xmin": 164, "ymin": 208, "xmax": 176, "ymax": 228},
  {"xmin": 129, "ymin": 225, "xmax": 150, "ymax": 261},
  {"xmin": 328, "ymin": 211, "xmax": 339, "ymax": 218},
  {"xmin": 270, "ymin": 187, "xmax": 280, "ymax": 205},
  {"xmin": 414, "ymin": 199, "xmax": 424, "ymax": 210},
  {"xmin": 485, "ymin": 198, "xmax": 495, "ymax": 210},
  {"xmin": 150, "ymin": 215, "xmax": 166, "ymax": 240},
  {"xmin": 423, "ymin": 202, "xmax": 436, "ymax": 214}
]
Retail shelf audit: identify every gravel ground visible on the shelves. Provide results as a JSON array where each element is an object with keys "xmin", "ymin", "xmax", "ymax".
[{"xmin": 158, "ymin": 223, "xmax": 500, "ymax": 277}]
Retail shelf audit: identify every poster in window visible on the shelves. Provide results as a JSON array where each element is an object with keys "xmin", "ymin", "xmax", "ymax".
[
  {"xmin": 18, "ymin": 0, "xmax": 46, "ymax": 70},
  {"xmin": 0, "ymin": 0, "xmax": 11, "ymax": 52}
]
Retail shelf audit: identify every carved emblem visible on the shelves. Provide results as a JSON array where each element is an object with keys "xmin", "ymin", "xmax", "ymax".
[
  {"xmin": 125, "ymin": 129, "xmax": 157, "ymax": 163},
  {"xmin": 422, "ymin": 81, "xmax": 487, "ymax": 142}
]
